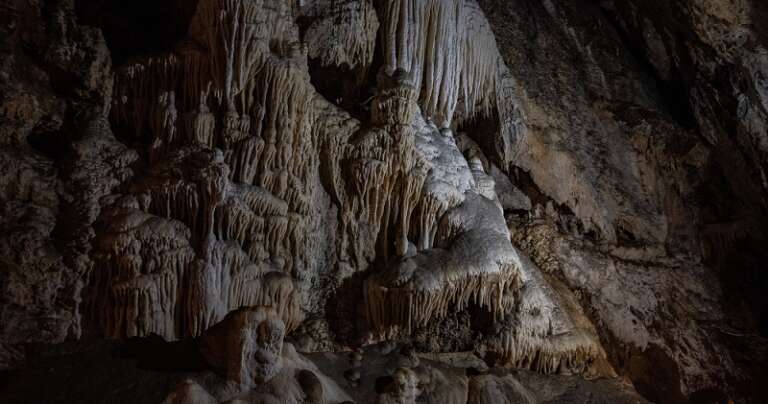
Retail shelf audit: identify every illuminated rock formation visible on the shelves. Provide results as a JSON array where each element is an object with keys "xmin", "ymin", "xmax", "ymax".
[
  {"xmin": 98, "ymin": 0, "xmax": 606, "ymax": 376},
  {"xmin": 165, "ymin": 306, "xmax": 352, "ymax": 404},
  {"xmin": 3, "ymin": 0, "xmax": 764, "ymax": 402},
  {"xmin": 96, "ymin": 0, "xmax": 327, "ymax": 338}
]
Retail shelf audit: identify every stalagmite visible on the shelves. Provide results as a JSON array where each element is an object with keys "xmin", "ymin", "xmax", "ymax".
[
  {"xmin": 181, "ymin": 306, "xmax": 353, "ymax": 403},
  {"xmin": 199, "ymin": 306, "xmax": 287, "ymax": 387},
  {"xmin": 187, "ymin": 91, "xmax": 217, "ymax": 148},
  {"xmin": 468, "ymin": 156, "xmax": 499, "ymax": 202},
  {"xmin": 113, "ymin": 54, "xmax": 181, "ymax": 141},
  {"xmin": 148, "ymin": 91, "xmax": 178, "ymax": 162}
]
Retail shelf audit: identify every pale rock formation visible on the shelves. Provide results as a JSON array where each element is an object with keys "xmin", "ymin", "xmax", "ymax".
[
  {"xmin": 467, "ymin": 373, "xmax": 536, "ymax": 404},
  {"xmin": 163, "ymin": 380, "xmax": 218, "ymax": 404},
  {"xmin": 357, "ymin": 70, "xmax": 519, "ymax": 339},
  {"xmin": 102, "ymin": 0, "xmax": 601, "ymax": 380},
  {"xmin": 454, "ymin": 132, "xmax": 531, "ymax": 212},
  {"xmin": 199, "ymin": 307, "xmax": 289, "ymax": 387},
  {"xmin": 377, "ymin": 0, "xmax": 507, "ymax": 128},
  {"xmin": 303, "ymin": 0, "xmax": 379, "ymax": 69},
  {"xmin": 100, "ymin": 0, "xmax": 339, "ymax": 337},
  {"xmin": 164, "ymin": 306, "xmax": 352, "ymax": 404},
  {"xmin": 377, "ymin": 367, "xmax": 419, "ymax": 404},
  {"xmin": 486, "ymin": 258, "xmax": 611, "ymax": 376},
  {"xmin": 334, "ymin": 4, "xmax": 531, "ymax": 340},
  {"xmin": 511, "ymin": 219, "xmax": 736, "ymax": 395},
  {"xmin": 360, "ymin": 85, "xmax": 603, "ymax": 373},
  {"xmin": 90, "ymin": 191, "xmax": 302, "ymax": 339},
  {"xmin": 2, "ymin": 0, "xmax": 765, "ymax": 402},
  {"xmin": 89, "ymin": 198, "xmax": 196, "ymax": 340}
]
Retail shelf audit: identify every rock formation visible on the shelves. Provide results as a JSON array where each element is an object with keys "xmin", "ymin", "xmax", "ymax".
[
  {"xmin": 166, "ymin": 305, "xmax": 352, "ymax": 403},
  {"xmin": 1, "ymin": 0, "xmax": 767, "ymax": 403}
]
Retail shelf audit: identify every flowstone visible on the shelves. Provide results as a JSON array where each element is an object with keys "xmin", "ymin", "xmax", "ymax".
[
  {"xmin": 3, "ymin": 0, "xmax": 764, "ymax": 401},
  {"xmin": 91, "ymin": 0, "xmax": 608, "ymax": 379}
]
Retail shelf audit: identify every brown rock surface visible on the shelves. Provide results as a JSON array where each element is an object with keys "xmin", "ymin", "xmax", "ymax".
[{"xmin": 0, "ymin": 0, "xmax": 766, "ymax": 403}]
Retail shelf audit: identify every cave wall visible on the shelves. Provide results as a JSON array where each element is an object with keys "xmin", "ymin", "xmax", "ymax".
[
  {"xmin": 475, "ymin": 0, "xmax": 768, "ymax": 400},
  {"xmin": 0, "ymin": 0, "xmax": 766, "ymax": 403}
]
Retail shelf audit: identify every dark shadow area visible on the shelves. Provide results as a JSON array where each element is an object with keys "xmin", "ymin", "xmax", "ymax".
[
  {"xmin": 324, "ymin": 269, "xmax": 370, "ymax": 345},
  {"xmin": 27, "ymin": 125, "xmax": 68, "ymax": 161},
  {"xmin": 597, "ymin": 3, "xmax": 699, "ymax": 130},
  {"xmin": 626, "ymin": 344, "xmax": 686, "ymax": 404},
  {"xmin": 457, "ymin": 113, "xmax": 502, "ymax": 166},
  {"xmin": 76, "ymin": 0, "xmax": 197, "ymax": 66},
  {"xmin": 0, "ymin": 369, "xmax": 14, "ymax": 391},
  {"xmin": 752, "ymin": 2, "xmax": 768, "ymax": 45},
  {"xmin": 687, "ymin": 388, "xmax": 731, "ymax": 404},
  {"xmin": 115, "ymin": 334, "xmax": 208, "ymax": 372},
  {"xmin": 300, "ymin": 14, "xmax": 384, "ymax": 123},
  {"xmin": 0, "ymin": 338, "xmax": 198, "ymax": 404},
  {"xmin": 307, "ymin": 60, "xmax": 375, "ymax": 121},
  {"xmin": 374, "ymin": 375, "xmax": 394, "ymax": 394}
]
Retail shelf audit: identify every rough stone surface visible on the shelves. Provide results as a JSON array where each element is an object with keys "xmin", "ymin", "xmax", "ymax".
[{"xmin": 1, "ymin": 0, "xmax": 767, "ymax": 403}]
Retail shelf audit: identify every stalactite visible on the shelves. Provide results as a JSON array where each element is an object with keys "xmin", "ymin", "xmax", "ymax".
[
  {"xmin": 494, "ymin": 325, "xmax": 603, "ymax": 375},
  {"xmin": 484, "ymin": 258, "xmax": 609, "ymax": 376},
  {"xmin": 185, "ymin": 240, "xmax": 302, "ymax": 337},
  {"xmin": 100, "ymin": 0, "xmax": 335, "ymax": 343},
  {"xmin": 148, "ymin": 91, "xmax": 179, "ymax": 163},
  {"xmin": 266, "ymin": 215, "xmax": 289, "ymax": 257},
  {"xmin": 113, "ymin": 54, "xmax": 181, "ymax": 141},
  {"xmin": 185, "ymin": 87, "xmax": 217, "ymax": 148},
  {"xmin": 189, "ymin": 0, "xmax": 294, "ymax": 110},
  {"xmin": 222, "ymin": 110, "xmax": 251, "ymax": 147},
  {"xmin": 371, "ymin": 72, "xmax": 420, "ymax": 126},
  {"xmin": 227, "ymin": 136, "xmax": 266, "ymax": 184},
  {"xmin": 90, "ymin": 200, "xmax": 195, "ymax": 340},
  {"xmin": 305, "ymin": 0, "xmax": 380, "ymax": 69},
  {"xmin": 457, "ymin": 0, "xmax": 503, "ymax": 121},
  {"xmin": 98, "ymin": 0, "xmax": 609, "ymax": 382},
  {"xmin": 414, "ymin": 192, "xmax": 457, "ymax": 250},
  {"xmin": 368, "ymin": 0, "xmax": 527, "ymax": 176},
  {"xmin": 237, "ymin": 184, "xmax": 289, "ymax": 216},
  {"xmin": 365, "ymin": 228, "xmax": 523, "ymax": 336},
  {"xmin": 379, "ymin": 0, "xmax": 463, "ymax": 127},
  {"xmin": 394, "ymin": 166, "xmax": 428, "ymax": 255}
]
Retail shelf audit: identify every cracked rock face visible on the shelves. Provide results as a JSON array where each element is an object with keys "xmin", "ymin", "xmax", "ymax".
[{"xmin": 1, "ymin": 0, "xmax": 767, "ymax": 403}]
